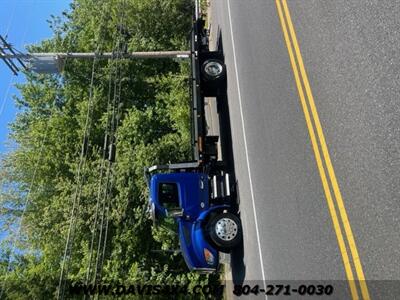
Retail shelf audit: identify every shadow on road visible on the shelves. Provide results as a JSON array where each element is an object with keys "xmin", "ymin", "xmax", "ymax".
[{"xmin": 215, "ymin": 28, "xmax": 246, "ymax": 285}]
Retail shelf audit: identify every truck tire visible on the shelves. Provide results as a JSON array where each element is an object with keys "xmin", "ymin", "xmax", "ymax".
[
  {"xmin": 207, "ymin": 212, "xmax": 242, "ymax": 252},
  {"xmin": 201, "ymin": 59, "xmax": 226, "ymax": 81}
]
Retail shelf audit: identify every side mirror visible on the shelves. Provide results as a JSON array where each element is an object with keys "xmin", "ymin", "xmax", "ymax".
[
  {"xmin": 168, "ymin": 208, "xmax": 184, "ymax": 218},
  {"xmin": 148, "ymin": 202, "xmax": 158, "ymax": 227}
]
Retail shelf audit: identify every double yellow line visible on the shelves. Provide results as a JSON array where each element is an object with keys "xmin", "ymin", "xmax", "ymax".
[{"xmin": 275, "ymin": 1, "xmax": 370, "ymax": 299}]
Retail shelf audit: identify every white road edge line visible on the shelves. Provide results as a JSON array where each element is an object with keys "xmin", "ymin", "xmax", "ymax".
[{"xmin": 227, "ymin": 0, "xmax": 267, "ymax": 292}]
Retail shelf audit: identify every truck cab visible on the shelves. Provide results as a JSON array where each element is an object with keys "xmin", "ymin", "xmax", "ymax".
[{"xmin": 147, "ymin": 168, "xmax": 242, "ymax": 273}]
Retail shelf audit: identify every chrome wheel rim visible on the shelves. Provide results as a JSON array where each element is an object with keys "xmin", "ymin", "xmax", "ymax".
[
  {"xmin": 204, "ymin": 61, "xmax": 223, "ymax": 77},
  {"xmin": 215, "ymin": 218, "xmax": 238, "ymax": 241}
]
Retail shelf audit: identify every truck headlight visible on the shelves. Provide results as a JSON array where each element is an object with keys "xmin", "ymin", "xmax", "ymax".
[{"xmin": 204, "ymin": 248, "xmax": 215, "ymax": 265}]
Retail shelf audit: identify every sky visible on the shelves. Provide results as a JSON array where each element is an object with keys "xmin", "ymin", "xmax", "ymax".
[
  {"xmin": 0, "ymin": 0, "xmax": 71, "ymax": 154},
  {"xmin": 0, "ymin": 0, "xmax": 71, "ymax": 241}
]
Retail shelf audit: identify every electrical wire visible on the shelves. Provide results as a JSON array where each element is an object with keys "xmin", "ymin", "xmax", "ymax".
[
  {"xmin": 4, "ymin": 1, "xmax": 17, "ymax": 38},
  {"xmin": 93, "ymin": 35, "xmax": 123, "ymax": 287},
  {"xmin": 0, "ymin": 0, "xmax": 37, "ymax": 122},
  {"xmin": 57, "ymin": 3, "xmax": 112, "ymax": 298},
  {"xmin": 83, "ymin": 4, "xmax": 122, "ymax": 295},
  {"xmin": 84, "ymin": 29, "xmax": 117, "ymax": 290},
  {"xmin": 0, "ymin": 76, "xmax": 14, "ymax": 119},
  {"xmin": 89, "ymin": 0, "xmax": 127, "ymax": 290},
  {"xmin": 0, "ymin": 1, "xmax": 56, "ymax": 298},
  {"xmin": 99, "ymin": 0, "xmax": 128, "ymax": 280},
  {"xmin": 0, "ymin": 121, "xmax": 48, "ymax": 299},
  {"xmin": 56, "ymin": 53, "xmax": 99, "ymax": 300}
]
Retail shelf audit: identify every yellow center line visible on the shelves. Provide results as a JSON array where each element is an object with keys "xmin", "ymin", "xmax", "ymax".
[
  {"xmin": 275, "ymin": 0, "xmax": 370, "ymax": 299},
  {"xmin": 274, "ymin": 1, "xmax": 358, "ymax": 298},
  {"xmin": 279, "ymin": 3, "xmax": 370, "ymax": 299}
]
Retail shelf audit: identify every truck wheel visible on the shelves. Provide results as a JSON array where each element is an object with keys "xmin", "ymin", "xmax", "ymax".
[
  {"xmin": 207, "ymin": 212, "xmax": 242, "ymax": 252},
  {"xmin": 201, "ymin": 59, "xmax": 226, "ymax": 81}
]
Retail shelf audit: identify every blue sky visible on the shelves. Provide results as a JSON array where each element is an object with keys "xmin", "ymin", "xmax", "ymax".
[
  {"xmin": 0, "ymin": 0, "xmax": 71, "ymax": 154},
  {"xmin": 0, "ymin": 0, "xmax": 71, "ymax": 241}
]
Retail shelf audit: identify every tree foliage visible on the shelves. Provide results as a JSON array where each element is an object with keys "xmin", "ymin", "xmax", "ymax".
[{"xmin": 0, "ymin": 0, "xmax": 220, "ymax": 299}]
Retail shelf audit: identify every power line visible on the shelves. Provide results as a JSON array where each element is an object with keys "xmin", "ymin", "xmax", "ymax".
[
  {"xmin": 99, "ymin": 0, "xmax": 128, "ymax": 274},
  {"xmin": 0, "ymin": 0, "xmax": 36, "ymax": 76},
  {"xmin": 94, "ymin": 69, "xmax": 122, "ymax": 283},
  {"xmin": 4, "ymin": 1, "xmax": 17, "ymax": 37},
  {"xmin": 0, "ymin": 34, "xmax": 73, "ymax": 300},
  {"xmin": 0, "ymin": 1, "xmax": 53, "ymax": 297},
  {"xmin": 57, "ymin": 3, "xmax": 112, "ymax": 298},
  {"xmin": 93, "ymin": 6, "xmax": 126, "ymax": 286},
  {"xmin": 0, "ymin": 94, "xmax": 58, "ymax": 299},
  {"xmin": 0, "ymin": 76, "xmax": 14, "ymax": 119},
  {"xmin": 0, "ymin": 135, "xmax": 46, "ymax": 299},
  {"xmin": 84, "ymin": 24, "xmax": 119, "ymax": 292},
  {"xmin": 56, "ymin": 53, "xmax": 99, "ymax": 300},
  {"xmin": 87, "ymin": 2, "xmax": 128, "ymax": 292},
  {"xmin": 0, "ymin": 0, "xmax": 38, "ymax": 121}
]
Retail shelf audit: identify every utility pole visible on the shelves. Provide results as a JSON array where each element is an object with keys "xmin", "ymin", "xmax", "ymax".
[
  {"xmin": 0, "ymin": 35, "xmax": 190, "ymax": 75},
  {"xmin": 0, "ymin": 0, "xmax": 202, "ymax": 76},
  {"xmin": 0, "ymin": 0, "xmax": 203, "ymax": 75}
]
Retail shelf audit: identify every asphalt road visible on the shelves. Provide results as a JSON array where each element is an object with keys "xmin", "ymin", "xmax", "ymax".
[{"xmin": 209, "ymin": 1, "xmax": 400, "ymax": 299}]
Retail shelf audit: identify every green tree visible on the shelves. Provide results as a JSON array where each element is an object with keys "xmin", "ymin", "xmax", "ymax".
[{"xmin": 0, "ymin": 0, "xmax": 220, "ymax": 299}]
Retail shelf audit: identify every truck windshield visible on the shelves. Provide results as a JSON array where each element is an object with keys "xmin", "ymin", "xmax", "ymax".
[{"xmin": 159, "ymin": 183, "xmax": 179, "ymax": 209}]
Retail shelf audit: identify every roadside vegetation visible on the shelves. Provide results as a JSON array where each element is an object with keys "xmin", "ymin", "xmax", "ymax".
[{"xmin": 0, "ymin": 0, "xmax": 220, "ymax": 298}]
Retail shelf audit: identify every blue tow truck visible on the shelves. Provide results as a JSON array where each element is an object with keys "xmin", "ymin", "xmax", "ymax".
[{"xmin": 144, "ymin": 12, "xmax": 242, "ymax": 273}]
